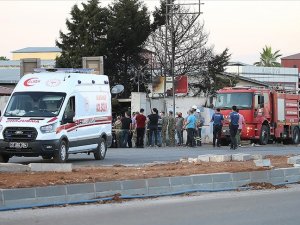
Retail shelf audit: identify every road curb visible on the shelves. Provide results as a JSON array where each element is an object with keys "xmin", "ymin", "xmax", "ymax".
[{"xmin": 1, "ymin": 167, "xmax": 300, "ymax": 210}]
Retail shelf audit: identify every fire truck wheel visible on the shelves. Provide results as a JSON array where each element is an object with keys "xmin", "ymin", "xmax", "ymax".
[
  {"xmin": 0, "ymin": 154, "xmax": 9, "ymax": 163},
  {"xmin": 94, "ymin": 137, "xmax": 107, "ymax": 160},
  {"xmin": 292, "ymin": 127, "xmax": 300, "ymax": 144},
  {"xmin": 259, "ymin": 125, "xmax": 270, "ymax": 145}
]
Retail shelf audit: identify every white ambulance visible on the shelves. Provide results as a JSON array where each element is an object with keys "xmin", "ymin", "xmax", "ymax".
[{"xmin": 0, "ymin": 69, "xmax": 112, "ymax": 163}]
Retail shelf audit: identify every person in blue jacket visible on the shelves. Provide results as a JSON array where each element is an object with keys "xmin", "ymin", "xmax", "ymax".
[
  {"xmin": 211, "ymin": 108, "xmax": 224, "ymax": 147},
  {"xmin": 229, "ymin": 105, "xmax": 240, "ymax": 150}
]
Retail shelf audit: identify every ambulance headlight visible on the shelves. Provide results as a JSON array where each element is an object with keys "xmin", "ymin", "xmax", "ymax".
[{"xmin": 40, "ymin": 123, "xmax": 57, "ymax": 133}]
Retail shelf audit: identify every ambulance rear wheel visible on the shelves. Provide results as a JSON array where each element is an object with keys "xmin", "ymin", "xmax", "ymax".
[
  {"xmin": 0, "ymin": 154, "xmax": 9, "ymax": 163},
  {"xmin": 292, "ymin": 127, "xmax": 300, "ymax": 144},
  {"xmin": 259, "ymin": 125, "xmax": 269, "ymax": 145},
  {"xmin": 94, "ymin": 138, "xmax": 107, "ymax": 160},
  {"xmin": 53, "ymin": 140, "xmax": 69, "ymax": 163}
]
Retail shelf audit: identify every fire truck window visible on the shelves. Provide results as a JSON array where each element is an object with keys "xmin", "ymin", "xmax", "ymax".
[{"xmin": 263, "ymin": 93, "xmax": 269, "ymax": 104}]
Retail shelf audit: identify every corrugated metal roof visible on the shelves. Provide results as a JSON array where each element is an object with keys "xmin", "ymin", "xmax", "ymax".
[
  {"xmin": 0, "ymin": 60, "xmax": 55, "ymax": 67},
  {"xmin": 0, "ymin": 69, "xmax": 20, "ymax": 83},
  {"xmin": 281, "ymin": 53, "xmax": 300, "ymax": 60},
  {"xmin": 12, "ymin": 47, "xmax": 62, "ymax": 53}
]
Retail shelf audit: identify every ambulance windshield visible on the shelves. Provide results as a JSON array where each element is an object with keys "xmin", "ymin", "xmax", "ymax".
[
  {"xmin": 4, "ymin": 92, "xmax": 66, "ymax": 117},
  {"xmin": 215, "ymin": 92, "xmax": 253, "ymax": 109}
]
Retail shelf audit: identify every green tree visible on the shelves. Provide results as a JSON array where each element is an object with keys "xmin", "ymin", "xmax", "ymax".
[
  {"xmin": 254, "ymin": 46, "xmax": 282, "ymax": 67},
  {"xmin": 0, "ymin": 56, "xmax": 9, "ymax": 61},
  {"xmin": 190, "ymin": 48, "xmax": 234, "ymax": 96},
  {"xmin": 105, "ymin": 0, "xmax": 151, "ymax": 97},
  {"xmin": 56, "ymin": 0, "xmax": 109, "ymax": 68}
]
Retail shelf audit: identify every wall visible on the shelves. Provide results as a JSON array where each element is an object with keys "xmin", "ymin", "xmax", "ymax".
[
  {"xmin": 281, "ymin": 59, "xmax": 300, "ymax": 73},
  {"xmin": 0, "ymin": 96, "xmax": 10, "ymax": 113},
  {"xmin": 13, "ymin": 52, "xmax": 61, "ymax": 60}
]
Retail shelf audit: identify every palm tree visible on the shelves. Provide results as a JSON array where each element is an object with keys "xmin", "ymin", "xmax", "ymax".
[{"xmin": 254, "ymin": 46, "xmax": 282, "ymax": 67}]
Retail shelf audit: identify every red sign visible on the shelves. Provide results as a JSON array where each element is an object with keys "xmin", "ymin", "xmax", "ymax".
[{"xmin": 24, "ymin": 78, "xmax": 40, "ymax": 87}]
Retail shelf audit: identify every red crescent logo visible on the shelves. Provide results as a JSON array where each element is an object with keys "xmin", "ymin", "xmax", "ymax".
[{"xmin": 24, "ymin": 78, "xmax": 40, "ymax": 87}]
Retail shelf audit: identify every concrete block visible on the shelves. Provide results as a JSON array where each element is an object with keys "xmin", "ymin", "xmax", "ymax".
[
  {"xmin": 95, "ymin": 181, "xmax": 122, "ymax": 192},
  {"xmin": 270, "ymin": 169, "xmax": 284, "ymax": 178},
  {"xmin": 283, "ymin": 168, "xmax": 300, "ymax": 176},
  {"xmin": 66, "ymin": 193, "xmax": 96, "ymax": 203},
  {"xmin": 34, "ymin": 196, "xmax": 67, "ymax": 206},
  {"xmin": 213, "ymin": 182, "xmax": 235, "ymax": 190},
  {"xmin": 95, "ymin": 191, "xmax": 121, "ymax": 198},
  {"xmin": 250, "ymin": 171, "xmax": 270, "ymax": 182},
  {"xmin": 122, "ymin": 179, "xmax": 147, "ymax": 190},
  {"xmin": 270, "ymin": 177, "xmax": 285, "ymax": 185},
  {"xmin": 171, "ymin": 185, "xmax": 195, "ymax": 193},
  {"xmin": 67, "ymin": 183, "xmax": 95, "ymax": 195},
  {"xmin": 147, "ymin": 177, "xmax": 170, "ymax": 188},
  {"xmin": 170, "ymin": 176, "xmax": 192, "ymax": 186},
  {"xmin": 3, "ymin": 188, "xmax": 36, "ymax": 201},
  {"xmin": 192, "ymin": 183, "xmax": 214, "ymax": 191},
  {"xmin": 0, "ymin": 163, "xmax": 30, "ymax": 172},
  {"xmin": 232, "ymin": 172, "xmax": 250, "ymax": 181},
  {"xmin": 287, "ymin": 156, "xmax": 300, "ymax": 165},
  {"xmin": 121, "ymin": 189, "xmax": 148, "ymax": 196},
  {"xmin": 30, "ymin": 163, "xmax": 72, "ymax": 172},
  {"xmin": 188, "ymin": 158, "xmax": 197, "ymax": 163},
  {"xmin": 210, "ymin": 155, "xmax": 231, "ymax": 162},
  {"xmin": 191, "ymin": 174, "xmax": 213, "ymax": 184},
  {"xmin": 212, "ymin": 173, "xmax": 232, "ymax": 183},
  {"xmin": 254, "ymin": 159, "xmax": 271, "ymax": 167},
  {"xmin": 36, "ymin": 185, "xmax": 66, "ymax": 197},
  {"xmin": 234, "ymin": 180, "xmax": 251, "ymax": 187},
  {"xmin": 252, "ymin": 154, "xmax": 264, "ymax": 160},
  {"xmin": 197, "ymin": 155, "xmax": 212, "ymax": 162},
  {"xmin": 232, "ymin": 154, "xmax": 252, "ymax": 161},
  {"xmin": 148, "ymin": 187, "xmax": 172, "ymax": 195},
  {"xmin": 285, "ymin": 175, "xmax": 300, "ymax": 183}
]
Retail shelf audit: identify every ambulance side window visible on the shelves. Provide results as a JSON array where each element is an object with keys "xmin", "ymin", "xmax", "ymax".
[{"xmin": 62, "ymin": 97, "xmax": 75, "ymax": 124}]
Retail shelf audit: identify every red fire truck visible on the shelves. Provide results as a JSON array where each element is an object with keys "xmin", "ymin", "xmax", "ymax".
[{"xmin": 215, "ymin": 87, "xmax": 300, "ymax": 145}]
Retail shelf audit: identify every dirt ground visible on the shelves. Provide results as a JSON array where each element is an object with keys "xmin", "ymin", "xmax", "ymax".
[{"xmin": 0, "ymin": 155, "xmax": 292, "ymax": 189}]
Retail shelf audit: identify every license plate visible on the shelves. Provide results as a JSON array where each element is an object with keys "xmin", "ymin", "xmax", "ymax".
[{"xmin": 9, "ymin": 142, "xmax": 28, "ymax": 149}]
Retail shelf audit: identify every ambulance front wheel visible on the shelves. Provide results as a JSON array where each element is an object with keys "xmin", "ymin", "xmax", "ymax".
[
  {"xmin": 0, "ymin": 154, "xmax": 9, "ymax": 163},
  {"xmin": 94, "ymin": 137, "xmax": 107, "ymax": 160},
  {"xmin": 54, "ymin": 140, "xmax": 69, "ymax": 163}
]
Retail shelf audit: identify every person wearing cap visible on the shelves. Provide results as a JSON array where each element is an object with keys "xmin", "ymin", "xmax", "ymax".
[
  {"xmin": 176, "ymin": 112, "xmax": 184, "ymax": 146},
  {"xmin": 168, "ymin": 110, "xmax": 176, "ymax": 147},
  {"xmin": 185, "ymin": 109, "xmax": 196, "ymax": 147}
]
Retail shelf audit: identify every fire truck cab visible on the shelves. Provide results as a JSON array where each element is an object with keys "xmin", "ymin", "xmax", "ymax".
[{"xmin": 215, "ymin": 87, "xmax": 300, "ymax": 145}]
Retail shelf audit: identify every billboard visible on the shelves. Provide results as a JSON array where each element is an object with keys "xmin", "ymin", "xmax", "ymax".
[{"xmin": 152, "ymin": 75, "xmax": 188, "ymax": 95}]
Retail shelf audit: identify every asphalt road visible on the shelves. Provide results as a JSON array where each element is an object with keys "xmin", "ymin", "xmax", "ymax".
[
  {"xmin": 1, "ymin": 185, "xmax": 300, "ymax": 225},
  {"xmin": 9, "ymin": 143, "xmax": 300, "ymax": 167}
]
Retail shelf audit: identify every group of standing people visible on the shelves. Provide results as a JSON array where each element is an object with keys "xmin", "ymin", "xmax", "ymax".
[
  {"xmin": 113, "ymin": 105, "xmax": 205, "ymax": 148},
  {"xmin": 211, "ymin": 105, "xmax": 245, "ymax": 149},
  {"xmin": 113, "ymin": 104, "xmax": 246, "ymax": 149}
]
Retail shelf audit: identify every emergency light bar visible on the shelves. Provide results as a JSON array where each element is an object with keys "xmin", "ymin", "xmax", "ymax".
[{"xmin": 34, "ymin": 68, "xmax": 94, "ymax": 74}]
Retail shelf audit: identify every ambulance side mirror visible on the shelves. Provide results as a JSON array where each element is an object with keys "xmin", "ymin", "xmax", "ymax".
[{"xmin": 63, "ymin": 111, "xmax": 75, "ymax": 124}]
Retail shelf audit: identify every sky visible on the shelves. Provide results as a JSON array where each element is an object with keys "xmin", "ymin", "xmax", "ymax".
[{"xmin": 0, "ymin": 0, "xmax": 299, "ymax": 64}]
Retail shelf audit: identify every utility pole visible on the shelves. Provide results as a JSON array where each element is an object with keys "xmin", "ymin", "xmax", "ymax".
[{"xmin": 164, "ymin": 0, "xmax": 203, "ymax": 117}]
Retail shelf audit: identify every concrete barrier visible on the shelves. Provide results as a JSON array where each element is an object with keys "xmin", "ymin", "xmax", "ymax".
[{"xmin": 1, "ymin": 167, "xmax": 299, "ymax": 211}]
